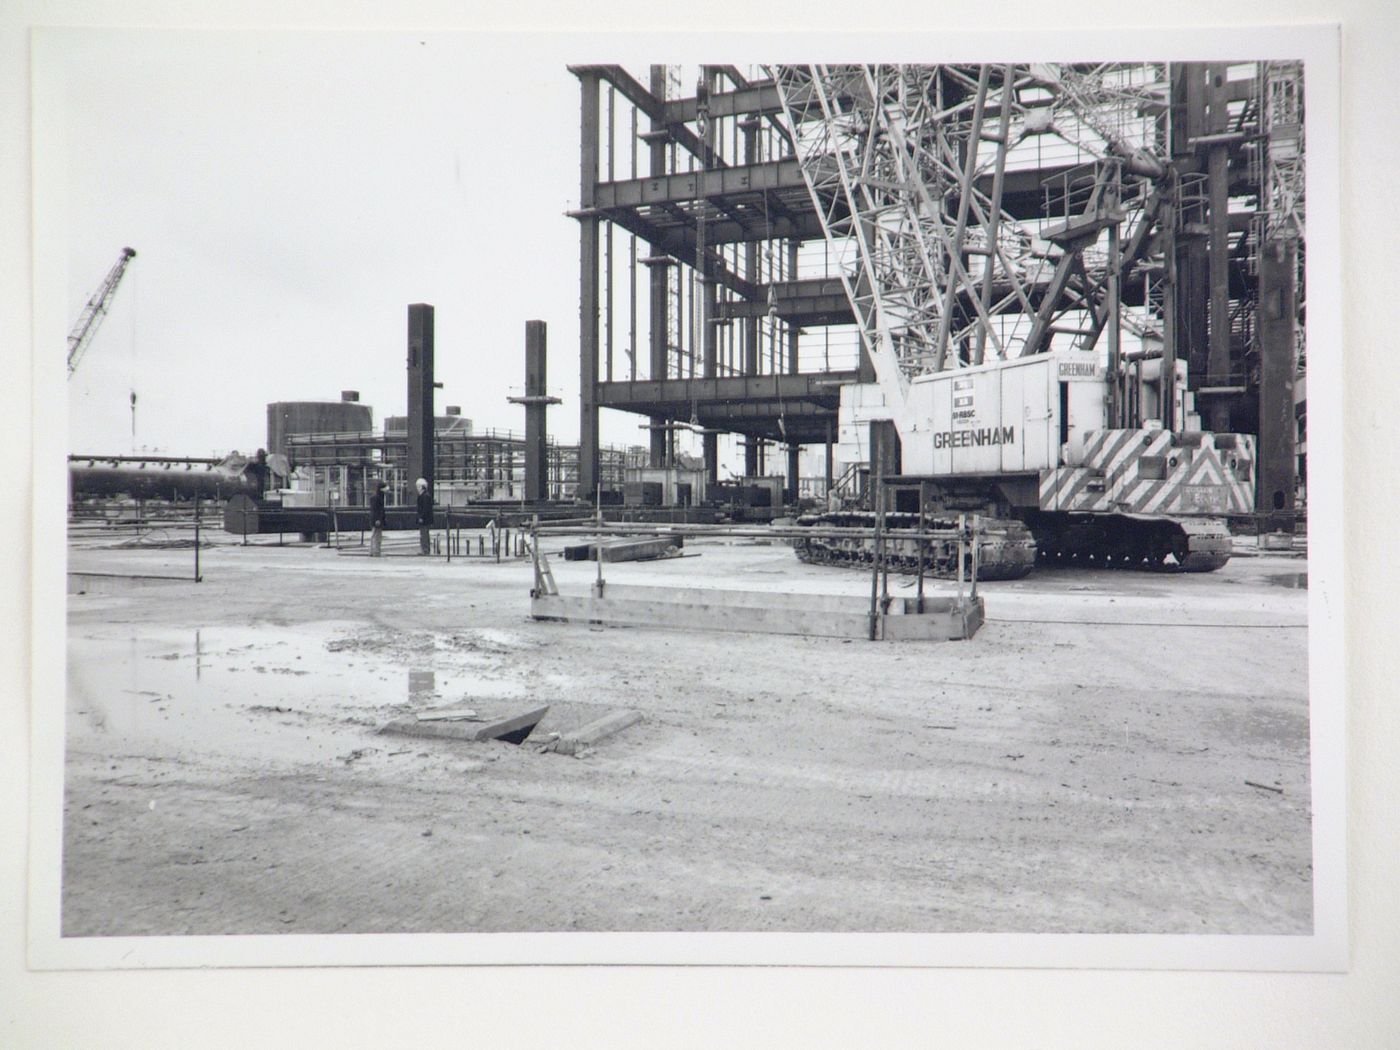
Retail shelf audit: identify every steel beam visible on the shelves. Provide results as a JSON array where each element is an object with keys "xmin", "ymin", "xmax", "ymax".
[
  {"xmin": 597, "ymin": 372, "xmax": 855, "ymax": 410},
  {"xmin": 596, "ymin": 372, "xmax": 849, "ymax": 445},
  {"xmin": 602, "ymin": 203, "xmax": 825, "ymax": 256},
  {"xmin": 663, "ymin": 81, "xmax": 783, "ymax": 123},
  {"xmin": 972, "ymin": 162, "xmax": 1079, "ymax": 220},
  {"xmin": 568, "ymin": 64, "xmax": 725, "ymax": 170},
  {"xmin": 602, "ymin": 207, "xmax": 762, "ymax": 301},
  {"xmin": 593, "ymin": 159, "xmax": 805, "ymax": 211},
  {"xmin": 717, "ymin": 277, "xmax": 854, "ymax": 325}
]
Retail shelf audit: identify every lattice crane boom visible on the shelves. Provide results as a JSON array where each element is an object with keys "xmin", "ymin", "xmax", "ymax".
[
  {"xmin": 66, "ymin": 247, "xmax": 137, "ymax": 377},
  {"xmin": 771, "ymin": 64, "xmax": 1177, "ymax": 389}
]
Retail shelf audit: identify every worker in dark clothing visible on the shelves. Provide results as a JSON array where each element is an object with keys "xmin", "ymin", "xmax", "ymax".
[
  {"xmin": 415, "ymin": 477, "xmax": 433, "ymax": 555},
  {"xmin": 368, "ymin": 479, "xmax": 387, "ymax": 557}
]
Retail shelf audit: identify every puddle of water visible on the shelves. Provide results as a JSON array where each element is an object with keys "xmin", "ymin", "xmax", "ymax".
[
  {"xmin": 1265, "ymin": 573, "xmax": 1308, "ymax": 590},
  {"xmin": 66, "ymin": 623, "xmax": 528, "ymax": 763}
]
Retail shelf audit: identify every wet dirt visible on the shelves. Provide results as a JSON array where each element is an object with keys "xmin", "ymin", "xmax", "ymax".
[{"xmin": 60, "ymin": 537, "xmax": 1313, "ymax": 937}]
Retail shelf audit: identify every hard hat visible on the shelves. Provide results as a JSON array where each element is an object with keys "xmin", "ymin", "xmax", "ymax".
[{"xmin": 416, "ymin": 477, "xmax": 428, "ymax": 491}]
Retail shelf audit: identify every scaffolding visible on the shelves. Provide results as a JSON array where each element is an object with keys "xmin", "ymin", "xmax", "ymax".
[{"xmin": 284, "ymin": 429, "xmax": 630, "ymax": 507}]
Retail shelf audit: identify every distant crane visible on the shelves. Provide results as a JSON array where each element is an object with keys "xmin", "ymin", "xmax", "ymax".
[{"xmin": 66, "ymin": 246, "xmax": 137, "ymax": 377}]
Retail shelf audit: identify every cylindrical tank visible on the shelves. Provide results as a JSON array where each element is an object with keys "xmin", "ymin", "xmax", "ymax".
[
  {"xmin": 70, "ymin": 456, "xmax": 265, "ymax": 502},
  {"xmin": 267, "ymin": 397, "xmax": 374, "ymax": 464}
]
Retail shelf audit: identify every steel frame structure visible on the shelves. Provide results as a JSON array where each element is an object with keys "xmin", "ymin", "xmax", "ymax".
[{"xmin": 574, "ymin": 62, "xmax": 1305, "ymax": 516}]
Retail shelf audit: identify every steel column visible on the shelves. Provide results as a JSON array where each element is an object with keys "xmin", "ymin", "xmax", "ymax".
[
  {"xmin": 520, "ymin": 321, "xmax": 555, "ymax": 503},
  {"xmin": 406, "ymin": 303, "xmax": 435, "ymax": 490},
  {"xmin": 700, "ymin": 67, "xmax": 720, "ymax": 489},
  {"xmin": 1257, "ymin": 238, "xmax": 1298, "ymax": 527},
  {"xmin": 825, "ymin": 420, "xmax": 834, "ymax": 497},
  {"xmin": 1206, "ymin": 62, "xmax": 1233, "ymax": 432},
  {"xmin": 648, "ymin": 65, "xmax": 670, "ymax": 468},
  {"xmin": 1172, "ymin": 63, "xmax": 1210, "ymax": 393},
  {"xmin": 1160, "ymin": 178, "xmax": 1178, "ymax": 432},
  {"xmin": 742, "ymin": 117, "xmax": 761, "ymax": 479},
  {"xmin": 578, "ymin": 73, "xmax": 601, "ymax": 498}
]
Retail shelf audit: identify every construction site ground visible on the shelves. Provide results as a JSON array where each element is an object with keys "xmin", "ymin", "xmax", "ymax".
[{"xmin": 59, "ymin": 526, "xmax": 1313, "ymax": 938}]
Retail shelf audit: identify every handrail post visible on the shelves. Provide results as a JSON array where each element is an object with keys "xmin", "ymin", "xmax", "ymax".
[
  {"xmin": 194, "ymin": 497, "xmax": 202, "ymax": 583},
  {"xmin": 970, "ymin": 513, "xmax": 981, "ymax": 601},
  {"xmin": 868, "ymin": 472, "xmax": 882, "ymax": 641},
  {"xmin": 956, "ymin": 512, "xmax": 966, "ymax": 604},
  {"xmin": 916, "ymin": 481, "xmax": 927, "ymax": 614}
]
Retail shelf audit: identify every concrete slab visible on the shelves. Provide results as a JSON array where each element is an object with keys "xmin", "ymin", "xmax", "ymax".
[
  {"xmin": 563, "ymin": 536, "xmax": 683, "ymax": 562},
  {"xmin": 68, "ymin": 572, "xmax": 193, "ymax": 593},
  {"xmin": 549, "ymin": 710, "xmax": 643, "ymax": 756},
  {"xmin": 380, "ymin": 704, "xmax": 549, "ymax": 745},
  {"xmin": 531, "ymin": 584, "xmax": 982, "ymax": 641}
]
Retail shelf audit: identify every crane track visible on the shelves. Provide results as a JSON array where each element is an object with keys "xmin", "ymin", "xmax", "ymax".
[
  {"xmin": 1026, "ymin": 513, "xmax": 1233, "ymax": 573},
  {"xmin": 791, "ymin": 512, "xmax": 1038, "ymax": 581},
  {"xmin": 793, "ymin": 512, "xmax": 1233, "ymax": 577}
]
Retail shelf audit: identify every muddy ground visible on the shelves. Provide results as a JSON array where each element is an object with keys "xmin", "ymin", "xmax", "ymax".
[{"xmin": 60, "ymin": 528, "xmax": 1312, "ymax": 937}]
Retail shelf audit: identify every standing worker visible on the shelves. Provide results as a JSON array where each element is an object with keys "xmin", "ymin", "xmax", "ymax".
[
  {"xmin": 415, "ymin": 477, "xmax": 433, "ymax": 556},
  {"xmin": 368, "ymin": 479, "xmax": 387, "ymax": 557}
]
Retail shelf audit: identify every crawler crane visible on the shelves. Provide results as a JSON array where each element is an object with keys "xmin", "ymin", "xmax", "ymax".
[{"xmin": 771, "ymin": 65, "xmax": 1255, "ymax": 577}]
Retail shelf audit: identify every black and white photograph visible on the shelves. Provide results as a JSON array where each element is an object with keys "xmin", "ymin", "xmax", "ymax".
[
  {"xmin": 35, "ymin": 33, "xmax": 1343, "ymax": 961},
  {"xmin": 12, "ymin": 6, "xmax": 1396, "ymax": 1046}
]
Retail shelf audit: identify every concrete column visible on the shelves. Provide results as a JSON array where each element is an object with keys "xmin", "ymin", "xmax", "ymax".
[
  {"xmin": 406, "ymin": 303, "xmax": 435, "ymax": 490},
  {"xmin": 578, "ymin": 73, "xmax": 601, "ymax": 499}
]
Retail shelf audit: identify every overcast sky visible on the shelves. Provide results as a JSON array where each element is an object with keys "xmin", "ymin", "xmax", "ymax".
[{"xmin": 52, "ymin": 29, "xmax": 624, "ymax": 458}]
